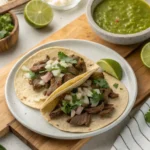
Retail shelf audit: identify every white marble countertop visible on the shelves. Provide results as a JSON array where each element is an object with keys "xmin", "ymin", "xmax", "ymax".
[{"xmin": 0, "ymin": 0, "xmax": 142, "ymax": 149}]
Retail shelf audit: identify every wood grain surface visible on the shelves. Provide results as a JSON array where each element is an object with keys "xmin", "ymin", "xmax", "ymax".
[{"xmin": 0, "ymin": 15, "xmax": 149, "ymax": 150}]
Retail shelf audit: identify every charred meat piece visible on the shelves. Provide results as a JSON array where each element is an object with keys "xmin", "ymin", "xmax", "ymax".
[
  {"xmin": 104, "ymin": 104, "xmax": 114, "ymax": 110},
  {"xmin": 30, "ymin": 64, "xmax": 45, "ymax": 72},
  {"xmin": 109, "ymin": 91, "xmax": 119, "ymax": 98},
  {"xmin": 67, "ymin": 66, "xmax": 79, "ymax": 75},
  {"xmin": 31, "ymin": 79, "xmax": 44, "ymax": 90},
  {"xmin": 46, "ymin": 77, "xmax": 62, "ymax": 96},
  {"xmin": 63, "ymin": 73, "xmax": 75, "ymax": 83},
  {"xmin": 50, "ymin": 108, "xmax": 62, "ymax": 119},
  {"xmin": 32, "ymin": 55, "xmax": 50, "ymax": 66},
  {"xmin": 68, "ymin": 112, "xmax": 91, "ymax": 126},
  {"xmin": 74, "ymin": 58, "xmax": 86, "ymax": 73},
  {"xmin": 91, "ymin": 72, "xmax": 104, "ymax": 80},
  {"xmin": 85, "ymin": 103, "xmax": 104, "ymax": 114},
  {"xmin": 41, "ymin": 72, "xmax": 53, "ymax": 83},
  {"xmin": 99, "ymin": 107, "xmax": 114, "ymax": 117},
  {"xmin": 103, "ymin": 88, "xmax": 112, "ymax": 103}
]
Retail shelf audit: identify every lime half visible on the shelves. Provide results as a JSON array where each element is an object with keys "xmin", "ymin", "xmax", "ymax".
[
  {"xmin": 141, "ymin": 42, "xmax": 150, "ymax": 68},
  {"xmin": 24, "ymin": 0, "xmax": 53, "ymax": 28},
  {"xmin": 97, "ymin": 59, "xmax": 123, "ymax": 80}
]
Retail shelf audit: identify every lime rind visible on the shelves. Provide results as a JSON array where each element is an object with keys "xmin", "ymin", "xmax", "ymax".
[
  {"xmin": 141, "ymin": 42, "xmax": 150, "ymax": 68},
  {"xmin": 97, "ymin": 59, "xmax": 123, "ymax": 80}
]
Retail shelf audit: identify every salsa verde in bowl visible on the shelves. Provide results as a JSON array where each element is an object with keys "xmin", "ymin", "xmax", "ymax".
[{"xmin": 86, "ymin": 0, "xmax": 150, "ymax": 45}]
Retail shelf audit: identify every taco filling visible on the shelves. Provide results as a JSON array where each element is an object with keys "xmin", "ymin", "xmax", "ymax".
[
  {"xmin": 49, "ymin": 72, "xmax": 119, "ymax": 126},
  {"xmin": 21, "ymin": 52, "xmax": 86, "ymax": 96}
]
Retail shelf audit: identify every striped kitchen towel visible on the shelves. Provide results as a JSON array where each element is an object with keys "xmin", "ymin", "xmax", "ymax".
[{"xmin": 111, "ymin": 98, "xmax": 150, "ymax": 150}]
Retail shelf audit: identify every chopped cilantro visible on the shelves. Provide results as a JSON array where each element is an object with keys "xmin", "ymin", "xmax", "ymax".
[
  {"xmin": 120, "ymin": 88, "xmax": 123, "ymax": 90},
  {"xmin": 0, "ymin": 144, "xmax": 6, "ymax": 150},
  {"xmin": 29, "ymin": 71, "xmax": 36, "ymax": 79},
  {"xmin": 0, "ymin": 30, "xmax": 7, "ymax": 39},
  {"xmin": 113, "ymin": 83, "xmax": 119, "ymax": 89},
  {"xmin": 91, "ymin": 90, "xmax": 103, "ymax": 104},
  {"xmin": 58, "ymin": 52, "xmax": 77, "ymax": 64},
  {"xmin": 39, "ymin": 70, "xmax": 47, "ymax": 74},
  {"xmin": 145, "ymin": 109, "xmax": 150, "ymax": 123},
  {"xmin": 93, "ymin": 78, "xmax": 109, "ymax": 88},
  {"xmin": 57, "ymin": 64, "xmax": 68, "ymax": 73}
]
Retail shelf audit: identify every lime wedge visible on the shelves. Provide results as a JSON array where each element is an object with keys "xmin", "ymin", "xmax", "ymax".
[
  {"xmin": 141, "ymin": 42, "xmax": 150, "ymax": 68},
  {"xmin": 97, "ymin": 59, "xmax": 123, "ymax": 80},
  {"xmin": 24, "ymin": 0, "xmax": 53, "ymax": 28}
]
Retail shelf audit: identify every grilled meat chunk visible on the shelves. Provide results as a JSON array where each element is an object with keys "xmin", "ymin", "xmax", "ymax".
[
  {"xmin": 68, "ymin": 112, "xmax": 91, "ymax": 126},
  {"xmin": 32, "ymin": 55, "xmax": 50, "ymax": 66},
  {"xmin": 30, "ymin": 78, "xmax": 44, "ymax": 90},
  {"xmin": 50, "ymin": 108, "xmax": 62, "ymax": 119},
  {"xmin": 85, "ymin": 103, "xmax": 104, "ymax": 114},
  {"xmin": 74, "ymin": 57, "xmax": 86, "ymax": 73},
  {"xmin": 63, "ymin": 73, "xmax": 75, "ymax": 83},
  {"xmin": 46, "ymin": 77, "xmax": 62, "ymax": 96},
  {"xmin": 109, "ymin": 91, "xmax": 119, "ymax": 98},
  {"xmin": 41, "ymin": 72, "xmax": 53, "ymax": 83},
  {"xmin": 30, "ymin": 64, "xmax": 45, "ymax": 72},
  {"xmin": 91, "ymin": 72, "xmax": 104, "ymax": 79},
  {"xmin": 103, "ymin": 88, "xmax": 112, "ymax": 103},
  {"xmin": 99, "ymin": 107, "xmax": 114, "ymax": 117},
  {"xmin": 67, "ymin": 66, "xmax": 79, "ymax": 75}
]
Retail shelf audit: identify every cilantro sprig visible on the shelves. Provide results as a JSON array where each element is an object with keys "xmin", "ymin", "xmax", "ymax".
[
  {"xmin": 93, "ymin": 78, "xmax": 109, "ymax": 88},
  {"xmin": 113, "ymin": 83, "xmax": 119, "ymax": 89},
  {"xmin": 91, "ymin": 90, "xmax": 103, "ymax": 104},
  {"xmin": 58, "ymin": 52, "xmax": 77, "ymax": 64}
]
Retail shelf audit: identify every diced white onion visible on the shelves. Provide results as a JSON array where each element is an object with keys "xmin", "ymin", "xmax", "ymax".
[
  {"xmin": 76, "ymin": 106, "xmax": 84, "ymax": 115},
  {"xmin": 21, "ymin": 65, "xmax": 30, "ymax": 72},
  {"xmin": 83, "ymin": 88, "xmax": 93, "ymax": 97},
  {"xmin": 24, "ymin": 73, "xmax": 32, "ymax": 79},
  {"xmin": 52, "ymin": 69, "xmax": 61, "ymax": 77},
  {"xmin": 46, "ymin": 60, "xmax": 53, "ymax": 65},
  {"xmin": 58, "ymin": 73, "xmax": 64, "ymax": 78},
  {"xmin": 45, "ymin": 64, "xmax": 52, "ymax": 70},
  {"xmin": 93, "ymin": 89, "xmax": 100, "ymax": 94},
  {"xmin": 52, "ymin": 60, "xmax": 59, "ymax": 66},
  {"xmin": 82, "ymin": 96, "xmax": 89, "ymax": 104},
  {"xmin": 64, "ymin": 95, "xmax": 72, "ymax": 101},
  {"xmin": 39, "ymin": 80, "xmax": 45, "ymax": 85},
  {"xmin": 60, "ymin": 60, "xmax": 68, "ymax": 68},
  {"xmin": 76, "ymin": 92, "xmax": 82, "ymax": 99},
  {"xmin": 71, "ymin": 110, "xmax": 76, "ymax": 117},
  {"xmin": 83, "ymin": 80, "xmax": 92, "ymax": 87},
  {"xmin": 78, "ymin": 88, "xmax": 85, "ymax": 96}
]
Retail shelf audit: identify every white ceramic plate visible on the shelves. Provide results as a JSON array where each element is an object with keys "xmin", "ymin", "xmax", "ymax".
[{"xmin": 5, "ymin": 39, "xmax": 137, "ymax": 139}]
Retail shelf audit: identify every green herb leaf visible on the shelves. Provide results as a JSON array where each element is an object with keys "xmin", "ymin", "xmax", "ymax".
[
  {"xmin": 120, "ymin": 88, "xmax": 123, "ymax": 90},
  {"xmin": 145, "ymin": 110, "xmax": 150, "ymax": 123},
  {"xmin": 58, "ymin": 52, "xmax": 77, "ymax": 64},
  {"xmin": 29, "ymin": 71, "xmax": 36, "ymax": 79},
  {"xmin": 113, "ymin": 83, "xmax": 119, "ymax": 89},
  {"xmin": 57, "ymin": 64, "xmax": 68, "ymax": 73},
  {"xmin": 61, "ymin": 101, "xmax": 72, "ymax": 114},
  {"xmin": 0, "ymin": 30, "xmax": 7, "ymax": 39},
  {"xmin": 0, "ymin": 145, "xmax": 6, "ymax": 150},
  {"xmin": 39, "ymin": 70, "xmax": 48, "ymax": 74},
  {"xmin": 91, "ymin": 90, "xmax": 103, "ymax": 104},
  {"xmin": 93, "ymin": 79, "xmax": 109, "ymax": 88}
]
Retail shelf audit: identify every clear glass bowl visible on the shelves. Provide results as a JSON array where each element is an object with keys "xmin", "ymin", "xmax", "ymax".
[{"xmin": 43, "ymin": 0, "xmax": 81, "ymax": 10}]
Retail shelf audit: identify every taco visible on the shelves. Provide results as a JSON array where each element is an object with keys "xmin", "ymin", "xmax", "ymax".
[
  {"xmin": 14, "ymin": 47, "xmax": 98, "ymax": 109},
  {"xmin": 41, "ymin": 69, "xmax": 128, "ymax": 133}
]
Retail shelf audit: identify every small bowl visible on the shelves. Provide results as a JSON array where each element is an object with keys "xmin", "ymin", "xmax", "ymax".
[
  {"xmin": 43, "ymin": 0, "xmax": 81, "ymax": 10},
  {"xmin": 0, "ymin": 11, "xmax": 19, "ymax": 52},
  {"xmin": 86, "ymin": 0, "xmax": 150, "ymax": 45}
]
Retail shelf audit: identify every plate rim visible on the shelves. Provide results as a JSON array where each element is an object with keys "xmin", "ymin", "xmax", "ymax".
[{"xmin": 5, "ymin": 39, "xmax": 137, "ymax": 139}]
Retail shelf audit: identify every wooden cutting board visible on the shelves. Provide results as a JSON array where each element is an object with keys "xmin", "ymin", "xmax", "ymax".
[{"xmin": 0, "ymin": 15, "xmax": 150, "ymax": 150}]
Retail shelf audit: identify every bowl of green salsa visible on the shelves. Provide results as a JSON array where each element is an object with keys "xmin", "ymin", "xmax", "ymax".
[
  {"xmin": 0, "ymin": 11, "xmax": 19, "ymax": 52},
  {"xmin": 86, "ymin": 0, "xmax": 150, "ymax": 45}
]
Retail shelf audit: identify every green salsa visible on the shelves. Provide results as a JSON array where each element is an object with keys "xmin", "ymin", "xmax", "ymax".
[
  {"xmin": 0, "ymin": 13, "xmax": 14, "ymax": 39},
  {"xmin": 93, "ymin": 0, "xmax": 150, "ymax": 34}
]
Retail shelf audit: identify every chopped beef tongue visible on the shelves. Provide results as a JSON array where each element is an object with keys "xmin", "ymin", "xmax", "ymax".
[
  {"xmin": 33, "ymin": 55, "xmax": 50, "ymax": 66},
  {"xmin": 91, "ymin": 72, "xmax": 104, "ymax": 79},
  {"xmin": 41, "ymin": 72, "xmax": 53, "ymax": 83},
  {"xmin": 85, "ymin": 103, "xmax": 104, "ymax": 114},
  {"xmin": 99, "ymin": 107, "xmax": 114, "ymax": 117},
  {"xmin": 103, "ymin": 88, "xmax": 112, "ymax": 103},
  {"xmin": 30, "ymin": 64, "xmax": 45, "ymax": 72},
  {"xmin": 46, "ymin": 77, "xmax": 62, "ymax": 96},
  {"xmin": 68, "ymin": 112, "xmax": 91, "ymax": 126},
  {"xmin": 75, "ymin": 58, "xmax": 86, "ymax": 73},
  {"xmin": 67, "ymin": 66, "xmax": 79, "ymax": 75},
  {"xmin": 63, "ymin": 73, "xmax": 75, "ymax": 83},
  {"xmin": 104, "ymin": 104, "xmax": 114, "ymax": 109},
  {"xmin": 109, "ymin": 91, "xmax": 119, "ymax": 98},
  {"xmin": 50, "ymin": 108, "xmax": 62, "ymax": 119}
]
